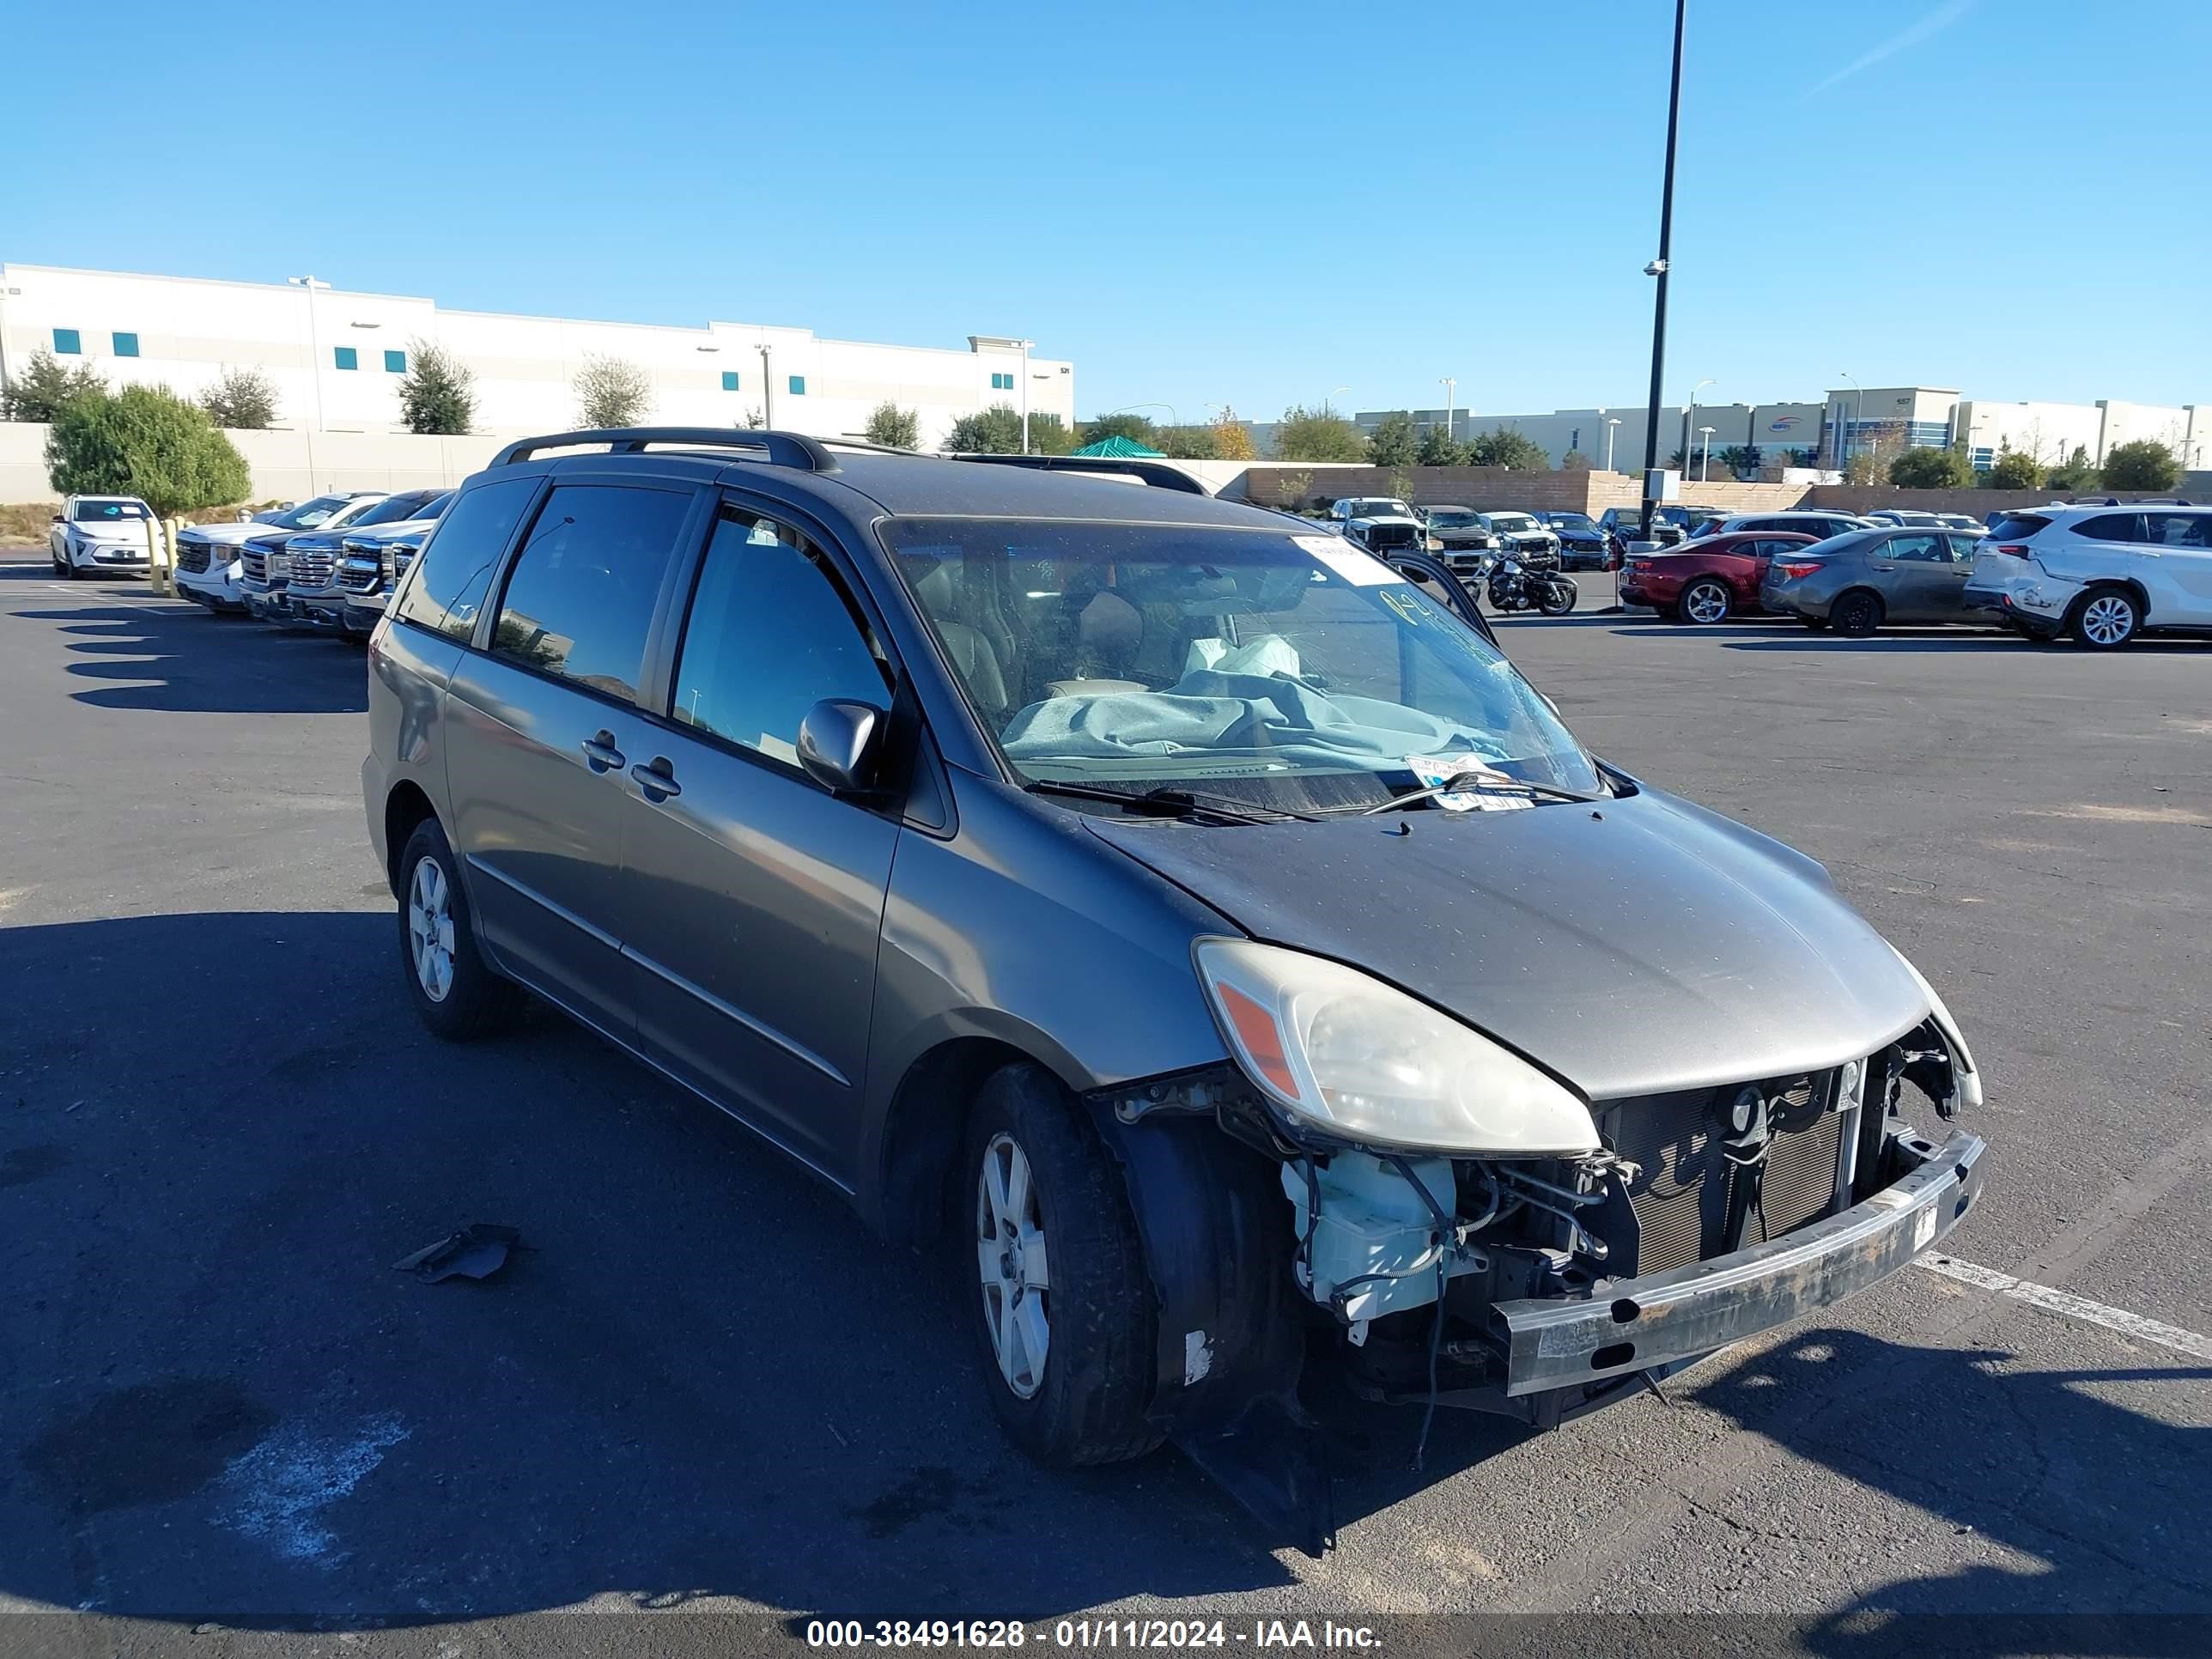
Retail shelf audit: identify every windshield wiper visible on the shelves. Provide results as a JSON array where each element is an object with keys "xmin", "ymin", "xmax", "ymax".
[
  {"xmin": 1316, "ymin": 770, "xmax": 1607, "ymax": 816},
  {"xmin": 1023, "ymin": 781, "xmax": 1316, "ymax": 824}
]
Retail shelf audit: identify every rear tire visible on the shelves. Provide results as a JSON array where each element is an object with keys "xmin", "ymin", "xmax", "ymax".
[
  {"xmin": 1679, "ymin": 578, "xmax": 1731, "ymax": 625},
  {"xmin": 961, "ymin": 1065, "xmax": 1161, "ymax": 1468},
  {"xmin": 1832, "ymin": 590, "xmax": 1884, "ymax": 637},
  {"xmin": 1536, "ymin": 577, "xmax": 1577, "ymax": 617},
  {"xmin": 397, "ymin": 817, "xmax": 521, "ymax": 1041},
  {"xmin": 2069, "ymin": 587, "xmax": 2142, "ymax": 649}
]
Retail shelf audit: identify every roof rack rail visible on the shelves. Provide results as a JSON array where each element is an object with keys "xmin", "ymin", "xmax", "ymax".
[
  {"xmin": 951, "ymin": 453, "xmax": 1212, "ymax": 495},
  {"xmin": 489, "ymin": 427, "xmax": 842, "ymax": 474}
]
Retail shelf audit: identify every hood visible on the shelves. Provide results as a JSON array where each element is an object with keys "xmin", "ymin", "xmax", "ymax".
[
  {"xmin": 1085, "ymin": 787, "xmax": 1929, "ymax": 1102},
  {"xmin": 339, "ymin": 515, "xmax": 441, "ymax": 548},
  {"xmin": 180, "ymin": 520, "xmax": 270, "ymax": 546},
  {"xmin": 1349, "ymin": 514, "xmax": 1421, "ymax": 530},
  {"xmin": 68, "ymin": 520, "xmax": 152, "ymax": 543}
]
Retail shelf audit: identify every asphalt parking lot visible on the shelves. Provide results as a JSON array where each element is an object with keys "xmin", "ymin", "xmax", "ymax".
[{"xmin": 2, "ymin": 550, "xmax": 2208, "ymax": 1651}]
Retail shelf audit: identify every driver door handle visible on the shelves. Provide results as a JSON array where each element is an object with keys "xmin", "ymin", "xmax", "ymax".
[
  {"xmin": 580, "ymin": 731, "xmax": 626, "ymax": 772},
  {"xmin": 631, "ymin": 758, "xmax": 681, "ymax": 802}
]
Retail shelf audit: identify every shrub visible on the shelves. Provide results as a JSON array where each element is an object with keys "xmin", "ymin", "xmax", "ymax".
[
  {"xmin": 2099, "ymin": 439, "xmax": 2179, "ymax": 491},
  {"xmin": 3, "ymin": 347, "xmax": 105, "ymax": 422},
  {"xmin": 46, "ymin": 386, "xmax": 251, "ymax": 515},
  {"xmin": 396, "ymin": 339, "xmax": 476, "ymax": 434},
  {"xmin": 864, "ymin": 402, "xmax": 921, "ymax": 448},
  {"xmin": 574, "ymin": 355, "xmax": 654, "ymax": 428},
  {"xmin": 198, "ymin": 366, "xmax": 281, "ymax": 430}
]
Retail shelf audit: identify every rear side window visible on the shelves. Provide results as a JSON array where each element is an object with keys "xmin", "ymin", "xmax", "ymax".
[
  {"xmin": 1984, "ymin": 514, "xmax": 2050, "ymax": 541},
  {"xmin": 2073, "ymin": 513, "xmax": 2146, "ymax": 543},
  {"xmin": 1886, "ymin": 533, "xmax": 1945, "ymax": 562},
  {"xmin": 490, "ymin": 484, "xmax": 694, "ymax": 704},
  {"xmin": 671, "ymin": 507, "xmax": 890, "ymax": 766},
  {"xmin": 393, "ymin": 477, "xmax": 538, "ymax": 642}
]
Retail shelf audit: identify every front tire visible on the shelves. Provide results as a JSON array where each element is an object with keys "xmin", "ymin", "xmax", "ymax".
[
  {"xmin": 1832, "ymin": 590, "xmax": 1884, "ymax": 637},
  {"xmin": 2069, "ymin": 587, "xmax": 2142, "ymax": 649},
  {"xmin": 397, "ymin": 817, "xmax": 520, "ymax": 1041},
  {"xmin": 962, "ymin": 1065, "xmax": 1161, "ymax": 1468}
]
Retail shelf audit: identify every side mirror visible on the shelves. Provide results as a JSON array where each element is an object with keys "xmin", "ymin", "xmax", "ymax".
[
  {"xmin": 797, "ymin": 699, "xmax": 885, "ymax": 794},
  {"xmin": 51, "ymin": 514, "xmax": 65, "ymax": 525}
]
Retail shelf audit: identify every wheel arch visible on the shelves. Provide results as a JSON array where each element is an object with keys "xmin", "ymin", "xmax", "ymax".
[
  {"xmin": 2072, "ymin": 576, "xmax": 2151, "ymax": 623},
  {"xmin": 1834, "ymin": 585, "xmax": 1886, "ymax": 620},
  {"xmin": 383, "ymin": 781, "xmax": 439, "ymax": 899}
]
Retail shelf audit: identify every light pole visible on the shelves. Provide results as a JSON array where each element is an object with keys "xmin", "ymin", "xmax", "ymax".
[
  {"xmin": 759, "ymin": 343, "xmax": 775, "ymax": 428},
  {"xmin": 1686, "ymin": 376, "xmax": 1716, "ymax": 470},
  {"xmin": 288, "ymin": 275, "xmax": 330, "ymax": 494},
  {"xmin": 1637, "ymin": 0, "xmax": 1688, "ymax": 543},
  {"xmin": 1439, "ymin": 377, "xmax": 1457, "ymax": 445},
  {"xmin": 1838, "ymin": 371, "xmax": 1862, "ymax": 470},
  {"xmin": 1604, "ymin": 416, "xmax": 1621, "ymax": 471},
  {"xmin": 1698, "ymin": 425, "xmax": 1715, "ymax": 480},
  {"xmin": 1018, "ymin": 338, "xmax": 1034, "ymax": 453}
]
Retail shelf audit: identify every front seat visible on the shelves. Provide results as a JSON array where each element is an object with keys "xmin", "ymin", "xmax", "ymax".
[{"xmin": 911, "ymin": 563, "xmax": 1009, "ymax": 718}]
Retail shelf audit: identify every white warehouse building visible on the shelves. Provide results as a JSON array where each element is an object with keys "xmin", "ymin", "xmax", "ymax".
[{"xmin": 0, "ymin": 263, "xmax": 1075, "ymax": 453}]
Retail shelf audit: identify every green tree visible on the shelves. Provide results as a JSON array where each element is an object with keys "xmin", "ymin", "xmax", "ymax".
[
  {"xmin": 2100, "ymin": 439, "xmax": 2179, "ymax": 490},
  {"xmin": 1558, "ymin": 448, "xmax": 1593, "ymax": 471},
  {"xmin": 1716, "ymin": 443, "xmax": 1762, "ymax": 480},
  {"xmin": 46, "ymin": 385, "xmax": 250, "ymax": 515},
  {"xmin": 3, "ymin": 347, "xmax": 105, "ymax": 422},
  {"xmin": 1154, "ymin": 424, "xmax": 1218, "ymax": 459},
  {"xmin": 2045, "ymin": 444, "xmax": 2100, "ymax": 491},
  {"xmin": 1417, "ymin": 424, "xmax": 1468, "ymax": 466},
  {"xmin": 1469, "ymin": 426, "xmax": 1549, "ymax": 470},
  {"xmin": 1779, "ymin": 447, "xmax": 1816, "ymax": 468},
  {"xmin": 573, "ymin": 354, "xmax": 654, "ymax": 427},
  {"xmin": 1079, "ymin": 412, "xmax": 1159, "ymax": 448},
  {"xmin": 1209, "ymin": 407, "xmax": 1257, "ymax": 461},
  {"xmin": 1888, "ymin": 444, "xmax": 1975, "ymax": 488},
  {"xmin": 198, "ymin": 366, "xmax": 280, "ymax": 430},
  {"xmin": 396, "ymin": 339, "xmax": 476, "ymax": 435},
  {"xmin": 1983, "ymin": 447, "xmax": 2044, "ymax": 489},
  {"xmin": 1274, "ymin": 403, "xmax": 1367, "ymax": 463},
  {"xmin": 863, "ymin": 402, "xmax": 921, "ymax": 447},
  {"xmin": 1365, "ymin": 410, "xmax": 1419, "ymax": 466},
  {"xmin": 943, "ymin": 403, "xmax": 1075, "ymax": 454}
]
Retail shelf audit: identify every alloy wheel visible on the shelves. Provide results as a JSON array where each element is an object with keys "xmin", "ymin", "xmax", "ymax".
[
  {"xmin": 2080, "ymin": 594, "xmax": 2135, "ymax": 647},
  {"xmin": 1683, "ymin": 581, "xmax": 1729, "ymax": 624},
  {"xmin": 407, "ymin": 855, "xmax": 457, "ymax": 1003},
  {"xmin": 976, "ymin": 1132, "xmax": 1051, "ymax": 1399}
]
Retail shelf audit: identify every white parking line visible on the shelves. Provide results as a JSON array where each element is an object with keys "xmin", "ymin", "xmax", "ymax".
[{"xmin": 1917, "ymin": 1254, "xmax": 2212, "ymax": 1360}]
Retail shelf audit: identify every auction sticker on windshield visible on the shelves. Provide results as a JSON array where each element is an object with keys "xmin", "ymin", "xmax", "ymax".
[
  {"xmin": 1405, "ymin": 755, "xmax": 1534, "ymax": 812},
  {"xmin": 1293, "ymin": 535, "xmax": 1397, "ymax": 586}
]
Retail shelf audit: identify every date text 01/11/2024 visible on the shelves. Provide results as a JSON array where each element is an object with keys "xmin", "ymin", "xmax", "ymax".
[{"xmin": 803, "ymin": 1620, "xmax": 1383, "ymax": 1649}]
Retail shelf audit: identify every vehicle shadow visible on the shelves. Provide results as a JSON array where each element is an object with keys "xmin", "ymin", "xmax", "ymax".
[
  {"xmin": 1692, "ymin": 1328, "xmax": 2211, "ymax": 1636},
  {"xmin": 10, "ymin": 605, "xmax": 367, "ymax": 714},
  {"xmin": 0, "ymin": 910, "xmax": 1305, "ymax": 1630}
]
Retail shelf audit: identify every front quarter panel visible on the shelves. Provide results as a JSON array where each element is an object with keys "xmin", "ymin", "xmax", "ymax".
[
  {"xmin": 860, "ymin": 775, "xmax": 1236, "ymax": 1212},
  {"xmin": 362, "ymin": 618, "xmax": 467, "ymax": 889}
]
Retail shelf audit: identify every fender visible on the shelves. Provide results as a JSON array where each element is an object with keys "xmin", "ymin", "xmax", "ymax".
[{"xmin": 1081, "ymin": 1096, "xmax": 1334, "ymax": 1555}]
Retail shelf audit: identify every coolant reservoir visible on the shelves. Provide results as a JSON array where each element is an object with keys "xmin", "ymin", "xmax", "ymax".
[{"xmin": 1282, "ymin": 1152, "xmax": 1473, "ymax": 1322}]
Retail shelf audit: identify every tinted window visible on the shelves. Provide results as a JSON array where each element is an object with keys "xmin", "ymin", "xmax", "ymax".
[
  {"xmin": 71, "ymin": 499, "xmax": 149, "ymax": 521},
  {"xmin": 1985, "ymin": 514, "xmax": 2051, "ymax": 540},
  {"xmin": 2073, "ymin": 514, "xmax": 2146, "ymax": 543},
  {"xmin": 1886, "ymin": 534, "xmax": 1944, "ymax": 562},
  {"xmin": 393, "ymin": 477, "xmax": 538, "ymax": 642},
  {"xmin": 671, "ymin": 507, "xmax": 890, "ymax": 766},
  {"xmin": 2146, "ymin": 512, "xmax": 2212, "ymax": 549},
  {"xmin": 349, "ymin": 489, "xmax": 442, "ymax": 529},
  {"xmin": 1942, "ymin": 535, "xmax": 1980, "ymax": 563},
  {"xmin": 490, "ymin": 484, "xmax": 693, "ymax": 704}
]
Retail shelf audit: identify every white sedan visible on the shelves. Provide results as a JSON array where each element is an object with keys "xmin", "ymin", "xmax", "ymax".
[{"xmin": 50, "ymin": 495, "xmax": 164, "ymax": 578}]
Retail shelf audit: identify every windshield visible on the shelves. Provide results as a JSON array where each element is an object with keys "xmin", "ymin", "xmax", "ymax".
[
  {"xmin": 1547, "ymin": 514, "xmax": 1596, "ymax": 531},
  {"xmin": 1427, "ymin": 511, "xmax": 1475, "ymax": 526},
  {"xmin": 347, "ymin": 490, "xmax": 440, "ymax": 529},
  {"xmin": 271, "ymin": 494, "xmax": 351, "ymax": 530},
  {"xmin": 1487, "ymin": 514, "xmax": 1537, "ymax": 533},
  {"xmin": 1346, "ymin": 500, "xmax": 1411, "ymax": 520},
  {"xmin": 71, "ymin": 499, "xmax": 149, "ymax": 522},
  {"xmin": 883, "ymin": 519, "xmax": 1601, "ymax": 807}
]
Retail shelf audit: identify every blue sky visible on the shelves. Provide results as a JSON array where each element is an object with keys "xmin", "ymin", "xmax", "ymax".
[{"xmin": 8, "ymin": 0, "xmax": 2207, "ymax": 421}]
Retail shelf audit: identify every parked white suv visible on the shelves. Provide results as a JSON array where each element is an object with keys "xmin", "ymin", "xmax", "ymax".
[
  {"xmin": 50, "ymin": 495, "xmax": 163, "ymax": 577},
  {"xmin": 1965, "ymin": 502, "xmax": 2212, "ymax": 647}
]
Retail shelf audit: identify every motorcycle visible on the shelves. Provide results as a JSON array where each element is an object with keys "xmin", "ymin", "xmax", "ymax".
[{"xmin": 1468, "ymin": 550, "xmax": 1577, "ymax": 617}]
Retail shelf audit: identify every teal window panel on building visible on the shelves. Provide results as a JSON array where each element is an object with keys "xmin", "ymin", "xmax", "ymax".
[
  {"xmin": 722, "ymin": 371, "xmax": 740, "ymax": 392},
  {"xmin": 787, "ymin": 375, "xmax": 805, "ymax": 396},
  {"xmin": 334, "ymin": 346, "xmax": 358, "ymax": 370},
  {"xmin": 112, "ymin": 331, "xmax": 140, "ymax": 357},
  {"xmin": 52, "ymin": 328, "xmax": 81, "ymax": 354},
  {"xmin": 385, "ymin": 349, "xmax": 407, "ymax": 374}
]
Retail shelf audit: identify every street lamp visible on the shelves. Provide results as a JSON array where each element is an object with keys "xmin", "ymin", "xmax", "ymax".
[
  {"xmin": 1440, "ymin": 377, "xmax": 1457, "ymax": 445},
  {"xmin": 1636, "ymin": 0, "xmax": 1688, "ymax": 544},
  {"xmin": 1838, "ymin": 371, "xmax": 1862, "ymax": 469},
  {"xmin": 1604, "ymin": 416, "xmax": 1622, "ymax": 471},
  {"xmin": 1018, "ymin": 338, "xmax": 1035, "ymax": 453},
  {"xmin": 287, "ymin": 275, "xmax": 331, "ymax": 493},
  {"xmin": 758, "ymin": 343, "xmax": 775, "ymax": 428},
  {"xmin": 1698, "ymin": 425, "xmax": 1716, "ymax": 480},
  {"xmin": 1686, "ymin": 376, "xmax": 1716, "ymax": 469}
]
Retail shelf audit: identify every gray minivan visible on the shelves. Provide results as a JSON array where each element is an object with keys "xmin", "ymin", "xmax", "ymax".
[{"xmin": 363, "ymin": 430, "xmax": 1984, "ymax": 1548}]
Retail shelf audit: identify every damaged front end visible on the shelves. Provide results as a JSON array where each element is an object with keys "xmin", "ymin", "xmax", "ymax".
[{"xmin": 1083, "ymin": 1013, "xmax": 1984, "ymax": 1554}]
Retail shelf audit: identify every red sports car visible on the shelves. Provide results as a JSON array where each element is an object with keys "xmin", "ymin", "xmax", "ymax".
[{"xmin": 1619, "ymin": 531, "xmax": 1818, "ymax": 623}]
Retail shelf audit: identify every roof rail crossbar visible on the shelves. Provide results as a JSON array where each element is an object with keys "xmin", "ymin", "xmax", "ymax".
[
  {"xmin": 490, "ymin": 427, "xmax": 842, "ymax": 474},
  {"xmin": 951, "ymin": 453, "xmax": 1212, "ymax": 495}
]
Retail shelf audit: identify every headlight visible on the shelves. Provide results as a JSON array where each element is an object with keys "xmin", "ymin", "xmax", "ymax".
[{"xmin": 1194, "ymin": 938, "xmax": 1600, "ymax": 1154}]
